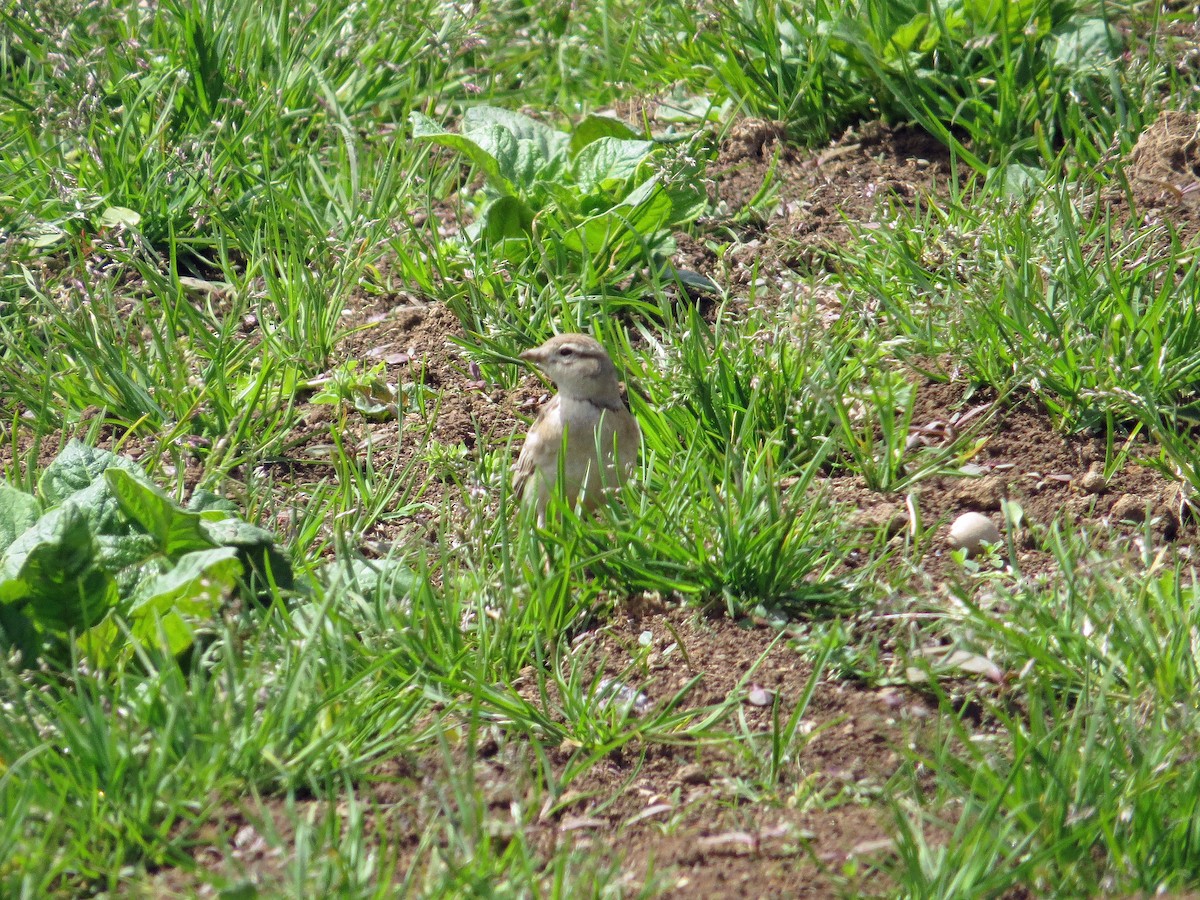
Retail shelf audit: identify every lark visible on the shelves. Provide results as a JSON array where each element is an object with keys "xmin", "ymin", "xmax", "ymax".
[{"xmin": 512, "ymin": 334, "xmax": 640, "ymax": 522}]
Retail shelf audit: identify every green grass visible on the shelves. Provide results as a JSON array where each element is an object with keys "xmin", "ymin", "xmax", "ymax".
[
  {"xmin": 890, "ymin": 526, "xmax": 1200, "ymax": 896},
  {"xmin": 837, "ymin": 179, "xmax": 1200, "ymax": 433},
  {"xmin": 4, "ymin": 0, "xmax": 1200, "ymax": 895}
]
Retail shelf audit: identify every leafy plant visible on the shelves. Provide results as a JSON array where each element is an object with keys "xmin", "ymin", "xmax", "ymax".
[
  {"xmin": 667, "ymin": 0, "xmax": 872, "ymax": 145},
  {"xmin": 834, "ymin": 0, "xmax": 1124, "ymax": 168},
  {"xmin": 677, "ymin": 0, "xmax": 1126, "ymax": 167},
  {"xmin": 306, "ymin": 361, "xmax": 400, "ymax": 420},
  {"xmin": 0, "ymin": 441, "xmax": 292, "ymax": 667},
  {"xmin": 411, "ymin": 106, "xmax": 706, "ymax": 288}
]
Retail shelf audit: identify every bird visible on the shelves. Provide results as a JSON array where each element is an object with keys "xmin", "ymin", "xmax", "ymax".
[{"xmin": 512, "ymin": 333, "xmax": 640, "ymax": 522}]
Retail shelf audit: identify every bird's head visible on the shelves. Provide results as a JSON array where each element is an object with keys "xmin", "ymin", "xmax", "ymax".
[{"xmin": 520, "ymin": 333, "xmax": 620, "ymax": 398}]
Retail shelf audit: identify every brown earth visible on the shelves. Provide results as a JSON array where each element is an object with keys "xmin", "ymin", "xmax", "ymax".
[
  {"xmin": 148, "ymin": 603, "xmax": 923, "ymax": 898},
  {"xmin": 125, "ymin": 106, "xmax": 1200, "ymax": 897},
  {"xmin": 12, "ymin": 41, "xmax": 1200, "ymax": 894}
]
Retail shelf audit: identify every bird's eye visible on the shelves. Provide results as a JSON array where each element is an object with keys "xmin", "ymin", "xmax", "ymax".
[{"xmin": 557, "ymin": 346, "xmax": 574, "ymax": 358}]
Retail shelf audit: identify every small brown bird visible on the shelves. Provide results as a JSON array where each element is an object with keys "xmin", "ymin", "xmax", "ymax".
[{"xmin": 512, "ymin": 333, "xmax": 640, "ymax": 521}]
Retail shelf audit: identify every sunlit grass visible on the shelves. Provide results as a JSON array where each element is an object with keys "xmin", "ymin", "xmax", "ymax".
[{"xmin": 3, "ymin": 0, "xmax": 1200, "ymax": 896}]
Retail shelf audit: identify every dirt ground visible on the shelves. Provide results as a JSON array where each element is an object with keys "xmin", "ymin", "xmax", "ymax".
[
  {"xmin": 124, "ymin": 102, "xmax": 1200, "ymax": 897},
  {"xmin": 13, "ymin": 47, "xmax": 1200, "ymax": 895},
  {"xmin": 158, "ymin": 603, "xmax": 920, "ymax": 898}
]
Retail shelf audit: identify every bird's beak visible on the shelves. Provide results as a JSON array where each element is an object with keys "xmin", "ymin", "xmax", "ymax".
[{"xmin": 519, "ymin": 347, "xmax": 545, "ymax": 365}]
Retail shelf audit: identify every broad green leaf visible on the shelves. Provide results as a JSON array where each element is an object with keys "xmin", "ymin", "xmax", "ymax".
[
  {"xmin": 573, "ymin": 138, "xmax": 656, "ymax": 192},
  {"xmin": 962, "ymin": 0, "xmax": 1010, "ymax": 27},
  {"xmin": 96, "ymin": 532, "xmax": 166, "ymax": 580},
  {"xmin": 98, "ymin": 206, "xmax": 141, "ymax": 228},
  {"xmin": 106, "ymin": 468, "xmax": 214, "ymax": 556},
  {"xmin": 240, "ymin": 543, "xmax": 294, "ymax": 595},
  {"xmin": 463, "ymin": 108, "xmax": 568, "ymax": 190},
  {"xmin": 320, "ymin": 557, "xmax": 420, "ymax": 604},
  {"xmin": 130, "ymin": 546, "xmax": 241, "ymax": 616},
  {"xmin": 201, "ymin": 517, "xmax": 294, "ymax": 594},
  {"xmin": 540, "ymin": 179, "xmax": 586, "ymax": 214},
  {"xmin": 570, "ymin": 114, "xmax": 639, "ymax": 155},
  {"xmin": 613, "ymin": 181, "xmax": 678, "ymax": 258},
  {"xmin": 664, "ymin": 181, "xmax": 708, "ymax": 223},
  {"xmin": 560, "ymin": 176, "xmax": 675, "ymax": 260},
  {"xmin": 463, "ymin": 106, "xmax": 569, "ymax": 167},
  {"xmin": 188, "ymin": 489, "xmax": 239, "ymax": 515},
  {"xmin": 992, "ymin": 162, "xmax": 1046, "ymax": 198},
  {"xmin": 480, "ymin": 195, "xmax": 534, "ymax": 244},
  {"xmin": 80, "ymin": 548, "xmax": 242, "ymax": 667},
  {"xmin": 0, "ymin": 601, "xmax": 40, "ymax": 660},
  {"xmin": 0, "ymin": 485, "xmax": 39, "ymax": 553},
  {"xmin": 887, "ymin": 14, "xmax": 930, "ymax": 54},
  {"xmin": 409, "ymin": 110, "xmax": 448, "ymax": 140},
  {"xmin": 609, "ymin": 175, "xmax": 674, "ymax": 233},
  {"xmin": 1052, "ymin": 19, "xmax": 1117, "ymax": 73},
  {"xmin": 410, "ymin": 111, "xmax": 517, "ymax": 195},
  {"xmin": 60, "ymin": 475, "xmax": 127, "ymax": 534},
  {"xmin": 200, "ymin": 516, "xmax": 277, "ymax": 547},
  {"xmin": 924, "ymin": 1, "xmax": 964, "ymax": 38},
  {"xmin": 473, "ymin": 124, "xmax": 554, "ymax": 193},
  {"xmin": 413, "ymin": 108, "xmax": 562, "ymax": 192},
  {"xmin": 75, "ymin": 617, "xmax": 121, "ymax": 667},
  {"xmin": 620, "ymin": 173, "xmax": 675, "ymax": 215},
  {"xmin": 0, "ymin": 504, "xmax": 88, "ymax": 587},
  {"xmin": 557, "ymin": 214, "xmax": 617, "ymax": 257},
  {"xmin": 38, "ymin": 440, "xmax": 143, "ymax": 507},
  {"xmin": 3, "ymin": 443, "xmax": 294, "ymax": 668},
  {"xmin": 654, "ymin": 90, "xmax": 725, "ymax": 124},
  {"xmin": 0, "ymin": 503, "xmax": 118, "ymax": 633},
  {"xmin": 26, "ymin": 223, "xmax": 67, "ymax": 248}
]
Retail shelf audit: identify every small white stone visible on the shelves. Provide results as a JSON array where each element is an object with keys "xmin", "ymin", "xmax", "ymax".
[
  {"xmin": 947, "ymin": 512, "xmax": 1001, "ymax": 557},
  {"xmin": 746, "ymin": 685, "xmax": 774, "ymax": 707}
]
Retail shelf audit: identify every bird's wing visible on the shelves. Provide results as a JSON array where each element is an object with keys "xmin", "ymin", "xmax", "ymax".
[
  {"xmin": 512, "ymin": 395, "xmax": 561, "ymax": 498},
  {"xmin": 615, "ymin": 405, "xmax": 641, "ymax": 475}
]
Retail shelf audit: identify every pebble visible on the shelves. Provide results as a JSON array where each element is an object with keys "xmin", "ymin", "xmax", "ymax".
[
  {"xmin": 746, "ymin": 685, "xmax": 774, "ymax": 707},
  {"xmin": 677, "ymin": 763, "xmax": 710, "ymax": 785},
  {"xmin": 1081, "ymin": 464, "xmax": 1107, "ymax": 494},
  {"xmin": 951, "ymin": 475, "xmax": 1005, "ymax": 511},
  {"xmin": 947, "ymin": 512, "xmax": 1001, "ymax": 556}
]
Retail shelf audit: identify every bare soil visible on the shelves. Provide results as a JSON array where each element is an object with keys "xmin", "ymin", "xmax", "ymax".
[
  {"xmin": 125, "ymin": 107, "xmax": 1200, "ymax": 897},
  {"xmin": 15, "ymin": 55, "xmax": 1200, "ymax": 895}
]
